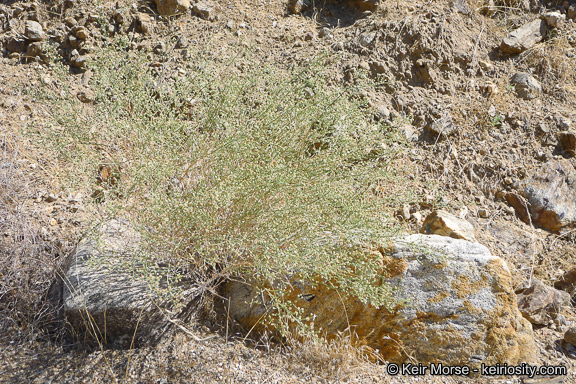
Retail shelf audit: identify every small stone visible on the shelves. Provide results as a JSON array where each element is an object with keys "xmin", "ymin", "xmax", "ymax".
[
  {"xmin": 193, "ymin": 1, "xmax": 220, "ymax": 21},
  {"xmin": 517, "ymin": 279, "xmax": 570, "ymax": 325},
  {"xmin": 510, "ymin": 72, "xmax": 541, "ymax": 100},
  {"xmin": 478, "ymin": 208, "xmax": 489, "ymax": 218},
  {"xmin": 542, "ymin": 11, "xmax": 565, "ymax": 28},
  {"xmin": 136, "ymin": 13, "xmax": 152, "ymax": 34},
  {"xmin": 154, "ymin": 0, "xmax": 190, "ymax": 16},
  {"xmin": 50, "ymin": 218, "xmax": 58, "ymax": 226},
  {"xmin": 358, "ymin": 32, "xmax": 376, "ymax": 47},
  {"xmin": 64, "ymin": 17, "xmax": 78, "ymax": 27},
  {"xmin": 558, "ymin": 131, "xmax": 576, "ymax": 157},
  {"xmin": 568, "ymin": 5, "xmax": 576, "ymax": 20},
  {"xmin": 70, "ymin": 55, "xmax": 88, "ymax": 68},
  {"xmin": 402, "ymin": 204, "xmax": 411, "ymax": 221},
  {"xmin": 77, "ymin": 90, "xmax": 94, "ymax": 103},
  {"xmin": 420, "ymin": 210, "xmax": 477, "ymax": 243},
  {"xmin": 565, "ymin": 328, "xmax": 576, "ymax": 346},
  {"xmin": 25, "ymin": 20, "xmax": 45, "ymax": 42},
  {"xmin": 289, "ymin": 0, "xmax": 311, "ymax": 13},
  {"xmin": 6, "ymin": 36, "xmax": 25, "ymax": 52},
  {"xmin": 411, "ymin": 211, "xmax": 422, "ymax": 224},
  {"xmin": 500, "ymin": 19, "xmax": 547, "ymax": 54},
  {"xmin": 45, "ymin": 193, "xmax": 58, "ymax": 203},
  {"xmin": 74, "ymin": 27, "xmax": 89, "ymax": 40}
]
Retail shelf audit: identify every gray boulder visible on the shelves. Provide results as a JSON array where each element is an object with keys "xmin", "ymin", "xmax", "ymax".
[
  {"xmin": 60, "ymin": 219, "xmax": 162, "ymax": 344},
  {"xmin": 224, "ymin": 234, "xmax": 535, "ymax": 366}
]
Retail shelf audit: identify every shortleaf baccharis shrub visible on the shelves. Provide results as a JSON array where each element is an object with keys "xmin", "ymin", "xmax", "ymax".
[{"xmin": 41, "ymin": 41, "xmax": 412, "ymax": 336}]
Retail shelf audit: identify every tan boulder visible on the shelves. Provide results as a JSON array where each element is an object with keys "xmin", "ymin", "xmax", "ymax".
[{"xmin": 224, "ymin": 235, "xmax": 535, "ymax": 366}]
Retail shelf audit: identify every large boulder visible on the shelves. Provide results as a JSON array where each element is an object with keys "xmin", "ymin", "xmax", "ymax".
[
  {"xmin": 506, "ymin": 159, "xmax": 576, "ymax": 233},
  {"xmin": 224, "ymin": 234, "xmax": 535, "ymax": 366},
  {"xmin": 59, "ymin": 219, "xmax": 161, "ymax": 344}
]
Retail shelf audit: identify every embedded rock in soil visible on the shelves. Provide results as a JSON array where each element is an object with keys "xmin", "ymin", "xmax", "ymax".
[
  {"xmin": 24, "ymin": 20, "xmax": 45, "ymax": 42},
  {"xmin": 516, "ymin": 279, "xmax": 570, "ymax": 325},
  {"xmin": 505, "ymin": 160, "xmax": 576, "ymax": 232},
  {"xmin": 500, "ymin": 19, "xmax": 547, "ymax": 54},
  {"xmin": 224, "ymin": 235, "xmax": 535, "ymax": 366},
  {"xmin": 154, "ymin": 0, "xmax": 190, "ymax": 16},
  {"xmin": 511, "ymin": 72, "xmax": 542, "ymax": 100},
  {"xmin": 554, "ymin": 267, "xmax": 576, "ymax": 298},
  {"xmin": 59, "ymin": 219, "xmax": 161, "ymax": 343},
  {"xmin": 420, "ymin": 210, "xmax": 476, "ymax": 242},
  {"xmin": 557, "ymin": 131, "xmax": 576, "ymax": 157}
]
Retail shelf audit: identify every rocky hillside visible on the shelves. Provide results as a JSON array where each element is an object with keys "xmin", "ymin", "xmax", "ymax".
[{"xmin": 2, "ymin": 0, "xmax": 576, "ymax": 382}]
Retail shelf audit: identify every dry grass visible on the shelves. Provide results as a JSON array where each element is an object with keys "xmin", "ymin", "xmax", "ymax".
[{"xmin": 0, "ymin": 132, "xmax": 64, "ymax": 344}]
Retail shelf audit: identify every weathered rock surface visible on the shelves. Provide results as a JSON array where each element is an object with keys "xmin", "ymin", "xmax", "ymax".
[
  {"xmin": 154, "ymin": 0, "xmax": 190, "ymax": 16},
  {"xmin": 224, "ymin": 234, "xmax": 535, "ymax": 366},
  {"xmin": 500, "ymin": 19, "xmax": 547, "ymax": 54},
  {"xmin": 558, "ymin": 131, "xmax": 576, "ymax": 157},
  {"xmin": 24, "ymin": 20, "xmax": 45, "ymax": 42},
  {"xmin": 565, "ymin": 327, "xmax": 576, "ymax": 346},
  {"xmin": 542, "ymin": 11, "xmax": 565, "ymax": 28},
  {"xmin": 554, "ymin": 267, "xmax": 576, "ymax": 298},
  {"xmin": 60, "ymin": 219, "xmax": 161, "ymax": 343},
  {"xmin": 516, "ymin": 279, "xmax": 570, "ymax": 325},
  {"xmin": 511, "ymin": 72, "xmax": 542, "ymax": 100},
  {"xmin": 193, "ymin": 1, "xmax": 220, "ymax": 21},
  {"xmin": 506, "ymin": 160, "xmax": 576, "ymax": 232},
  {"xmin": 420, "ymin": 210, "xmax": 476, "ymax": 242}
]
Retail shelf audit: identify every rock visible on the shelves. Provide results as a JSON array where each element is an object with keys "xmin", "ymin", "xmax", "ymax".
[
  {"xmin": 59, "ymin": 219, "xmax": 162, "ymax": 343},
  {"xmin": 136, "ymin": 13, "xmax": 153, "ymax": 34},
  {"xmin": 452, "ymin": 0, "xmax": 470, "ymax": 14},
  {"xmin": 73, "ymin": 26, "xmax": 89, "ymax": 40},
  {"xmin": 193, "ymin": 1, "xmax": 220, "ymax": 21},
  {"xmin": 154, "ymin": 0, "xmax": 190, "ymax": 16},
  {"xmin": 288, "ymin": 0, "xmax": 311, "ymax": 13},
  {"xmin": 554, "ymin": 267, "xmax": 576, "ymax": 298},
  {"xmin": 77, "ymin": 89, "xmax": 94, "ymax": 103},
  {"xmin": 398, "ymin": 124, "xmax": 417, "ymax": 141},
  {"xmin": 558, "ymin": 131, "xmax": 576, "ymax": 157},
  {"xmin": 478, "ymin": 208, "xmax": 489, "ymax": 218},
  {"xmin": 564, "ymin": 328, "xmax": 576, "ymax": 346},
  {"xmin": 505, "ymin": 160, "xmax": 576, "ymax": 232},
  {"xmin": 420, "ymin": 210, "xmax": 477, "ymax": 242},
  {"xmin": 428, "ymin": 113, "xmax": 457, "ymax": 136},
  {"xmin": 24, "ymin": 20, "xmax": 45, "ymax": 42},
  {"xmin": 411, "ymin": 211, "xmax": 422, "ymax": 224},
  {"xmin": 70, "ymin": 55, "xmax": 88, "ymax": 68},
  {"xmin": 26, "ymin": 42, "xmax": 47, "ymax": 62},
  {"xmin": 6, "ymin": 36, "xmax": 25, "ymax": 52},
  {"xmin": 510, "ymin": 72, "xmax": 541, "ymax": 100},
  {"xmin": 542, "ymin": 11, "xmax": 565, "ymax": 28},
  {"xmin": 516, "ymin": 280, "xmax": 570, "ymax": 325},
  {"xmin": 568, "ymin": 5, "xmax": 576, "ymax": 20},
  {"xmin": 224, "ymin": 234, "xmax": 535, "ymax": 366},
  {"xmin": 64, "ymin": 17, "xmax": 78, "ymax": 27},
  {"xmin": 358, "ymin": 32, "xmax": 376, "ymax": 47},
  {"xmin": 500, "ymin": 19, "xmax": 547, "ymax": 54}
]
